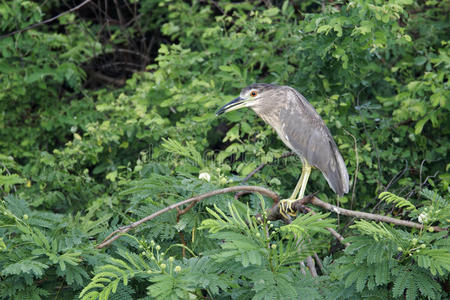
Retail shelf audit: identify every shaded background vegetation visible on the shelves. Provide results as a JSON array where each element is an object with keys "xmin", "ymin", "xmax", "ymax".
[{"xmin": 0, "ymin": 0, "xmax": 448, "ymax": 299}]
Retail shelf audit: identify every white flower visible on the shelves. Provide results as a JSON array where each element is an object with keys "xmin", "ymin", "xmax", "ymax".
[
  {"xmin": 418, "ymin": 212, "xmax": 428, "ymax": 224},
  {"xmin": 198, "ymin": 172, "xmax": 211, "ymax": 182}
]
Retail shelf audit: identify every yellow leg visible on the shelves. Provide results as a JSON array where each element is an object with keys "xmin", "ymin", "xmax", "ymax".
[
  {"xmin": 279, "ymin": 159, "xmax": 312, "ymax": 218},
  {"xmin": 297, "ymin": 160, "xmax": 311, "ymax": 200},
  {"xmin": 289, "ymin": 159, "xmax": 309, "ymax": 200}
]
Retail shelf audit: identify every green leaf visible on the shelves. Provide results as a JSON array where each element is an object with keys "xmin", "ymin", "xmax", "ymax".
[{"xmin": 263, "ymin": 8, "xmax": 280, "ymax": 17}]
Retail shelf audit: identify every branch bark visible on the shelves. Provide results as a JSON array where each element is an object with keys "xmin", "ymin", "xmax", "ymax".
[{"xmin": 309, "ymin": 196, "xmax": 444, "ymax": 232}]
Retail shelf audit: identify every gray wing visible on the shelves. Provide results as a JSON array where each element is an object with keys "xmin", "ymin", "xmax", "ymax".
[{"xmin": 279, "ymin": 87, "xmax": 349, "ymax": 196}]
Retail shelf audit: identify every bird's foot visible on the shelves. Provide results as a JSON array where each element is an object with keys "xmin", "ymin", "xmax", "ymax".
[{"xmin": 279, "ymin": 199, "xmax": 297, "ymax": 219}]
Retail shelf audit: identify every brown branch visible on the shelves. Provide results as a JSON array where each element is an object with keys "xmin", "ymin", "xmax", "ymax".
[
  {"xmin": 96, "ymin": 186, "xmax": 279, "ymax": 249},
  {"xmin": 309, "ymin": 196, "xmax": 444, "ymax": 232},
  {"xmin": 313, "ymin": 253, "xmax": 325, "ymax": 274},
  {"xmin": 305, "ymin": 256, "xmax": 318, "ymax": 277},
  {"xmin": 241, "ymin": 163, "xmax": 267, "ymax": 183},
  {"xmin": 97, "ymin": 185, "xmax": 444, "ymax": 249},
  {"xmin": 175, "ymin": 207, "xmax": 187, "ymax": 257},
  {"xmin": 1, "ymin": 0, "xmax": 92, "ymax": 39},
  {"xmin": 265, "ymin": 194, "xmax": 444, "ymax": 246}
]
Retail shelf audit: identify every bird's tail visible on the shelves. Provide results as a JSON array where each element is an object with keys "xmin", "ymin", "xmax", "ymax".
[{"xmin": 323, "ymin": 141, "xmax": 349, "ymax": 197}]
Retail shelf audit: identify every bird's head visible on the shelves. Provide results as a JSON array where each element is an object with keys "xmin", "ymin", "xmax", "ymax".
[{"xmin": 216, "ymin": 83, "xmax": 278, "ymax": 115}]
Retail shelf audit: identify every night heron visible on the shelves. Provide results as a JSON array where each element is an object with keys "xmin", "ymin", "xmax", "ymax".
[{"xmin": 216, "ymin": 83, "xmax": 349, "ymax": 217}]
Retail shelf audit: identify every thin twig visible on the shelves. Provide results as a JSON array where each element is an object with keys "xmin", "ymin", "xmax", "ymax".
[
  {"xmin": 296, "ymin": 202, "xmax": 350, "ymax": 248},
  {"xmin": 199, "ymin": 0, "xmax": 224, "ymax": 14},
  {"xmin": 370, "ymin": 160, "xmax": 409, "ymax": 214},
  {"xmin": 385, "ymin": 160, "xmax": 409, "ymax": 192},
  {"xmin": 241, "ymin": 152, "xmax": 295, "ymax": 183},
  {"xmin": 242, "ymin": 163, "xmax": 267, "ymax": 183},
  {"xmin": 0, "ymin": 163, "xmax": 17, "ymax": 193},
  {"xmin": 418, "ymin": 159, "xmax": 440, "ymax": 192},
  {"xmin": 1, "ymin": 0, "xmax": 92, "ymax": 39}
]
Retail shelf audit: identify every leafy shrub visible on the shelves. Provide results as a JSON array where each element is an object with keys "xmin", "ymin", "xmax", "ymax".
[{"xmin": 0, "ymin": 0, "xmax": 448, "ymax": 299}]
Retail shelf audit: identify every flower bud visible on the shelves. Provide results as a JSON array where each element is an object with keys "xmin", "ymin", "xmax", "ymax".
[{"xmin": 199, "ymin": 172, "xmax": 211, "ymax": 182}]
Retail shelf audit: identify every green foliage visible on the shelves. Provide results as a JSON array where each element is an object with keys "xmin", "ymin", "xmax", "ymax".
[
  {"xmin": 0, "ymin": 0, "xmax": 448, "ymax": 299},
  {"xmin": 330, "ymin": 191, "xmax": 449, "ymax": 300},
  {"xmin": 82, "ymin": 199, "xmax": 334, "ymax": 299},
  {"xmin": 0, "ymin": 196, "xmax": 111, "ymax": 299},
  {"xmin": 379, "ymin": 191, "xmax": 417, "ymax": 212}
]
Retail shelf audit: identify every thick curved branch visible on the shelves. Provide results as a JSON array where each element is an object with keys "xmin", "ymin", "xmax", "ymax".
[
  {"xmin": 96, "ymin": 186, "xmax": 279, "ymax": 248},
  {"xmin": 97, "ymin": 186, "xmax": 443, "ymax": 249}
]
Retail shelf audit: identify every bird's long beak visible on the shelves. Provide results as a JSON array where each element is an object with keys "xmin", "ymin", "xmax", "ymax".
[{"xmin": 216, "ymin": 97, "xmax": 246, "ymax": 116}]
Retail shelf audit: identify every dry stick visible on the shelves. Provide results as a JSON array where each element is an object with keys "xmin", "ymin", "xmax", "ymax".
[
  {"xmin": 96, "ymin": 186, "xmax": 279, "ymax": 249},
  {"xmin": 1, "ymin": 0, "xmax": 92, "ymax": 39}
]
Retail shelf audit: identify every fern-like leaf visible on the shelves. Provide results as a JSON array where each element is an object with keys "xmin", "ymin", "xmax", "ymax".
[
  {"xmin": 392, "ymin": 266, "xmax": 442, "ymax": 300},
  {"xmin": 378, "ymin": 192, "xmax": 417, "ymax": 212}
]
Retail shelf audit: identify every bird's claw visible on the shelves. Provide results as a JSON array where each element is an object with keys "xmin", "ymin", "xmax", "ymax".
[{"xmin": 279, "ymin": 199, "xmax": 297, "ymax": 219}]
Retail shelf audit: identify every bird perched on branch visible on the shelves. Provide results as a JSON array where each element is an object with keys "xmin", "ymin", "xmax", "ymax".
[{"xmin": 216, "ymin": 83, "xmax": 349, "ymax": 217}]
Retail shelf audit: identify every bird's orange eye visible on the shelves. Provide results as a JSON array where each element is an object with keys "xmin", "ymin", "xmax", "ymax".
[{"xmin": 250, "ymin": 91, "xmax": 257, "ymax": 97}]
